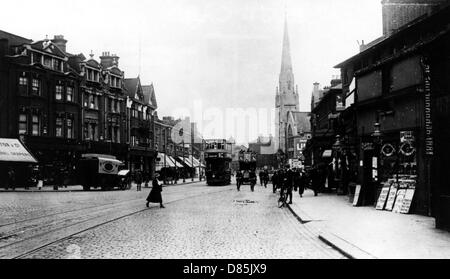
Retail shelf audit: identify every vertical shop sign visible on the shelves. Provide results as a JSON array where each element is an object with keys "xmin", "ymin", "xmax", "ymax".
[{"xmin": 421, "ymin": 56, "xmax": 433, "ymax": 156}]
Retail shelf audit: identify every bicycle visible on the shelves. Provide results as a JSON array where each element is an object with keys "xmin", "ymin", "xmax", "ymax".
[{"xmin": 278, "ymin": 186, "xmax": 289, "ymax": 208}]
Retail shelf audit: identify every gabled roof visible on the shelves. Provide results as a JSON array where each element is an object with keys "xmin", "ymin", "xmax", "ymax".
[
  {"xmin": 28, "ymin": 40, "xmax": 67, "ymax": 58},
  {"xmin": 142, "ymin": 84, "xmax": 158, "ymax": 109},
  {"xmin": 124, "ymin": 77, "xmax": 144, "ymax": 101},
  {"xmin": 86, "ymin": 59, "xmax": 101, "ymax": 69},
  {"xmin": 0, "ymin": 30, "xmax": 32, "ymax": 45}
]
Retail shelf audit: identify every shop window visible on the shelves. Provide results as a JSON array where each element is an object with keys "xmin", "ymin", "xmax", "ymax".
[
  {"xmin": 31, "ymin": 115, "xmax": 40, "ymax": 136},
  {"xmin": 19, "ymin": 114, "xmax": 28, "ymax": 135},
  {"xmin": 379, "ymin": 131, "xmax": 417, "ymax": 197},
  {"xmin": 31, "ymin": 79, "xmax": 40, "ymax": 95},
  {"xmin": 55, "ymin": 117, "xmax": 63, "ymax": 137}
]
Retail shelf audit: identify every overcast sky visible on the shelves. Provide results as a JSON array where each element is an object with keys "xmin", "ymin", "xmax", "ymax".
[{"xmin": 0, "ymin": 0, "xmax": 382, "ymax": 143}]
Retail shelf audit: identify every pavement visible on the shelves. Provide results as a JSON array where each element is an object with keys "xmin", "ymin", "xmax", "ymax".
[{"xmin": 287, "ymin": 188, "xmax": 450, "ymax": 259}]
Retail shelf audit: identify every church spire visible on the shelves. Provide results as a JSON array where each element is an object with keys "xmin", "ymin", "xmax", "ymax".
[{"xmin": 280, "ymin": 15, "xmax": 292, "ymax": 75}]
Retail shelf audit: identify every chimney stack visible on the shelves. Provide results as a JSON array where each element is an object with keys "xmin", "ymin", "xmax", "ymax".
[
  {"xmin": 99, "ymin": 51, "xmax": 120, "ymax": 68},
  {"xmin": 51, "ymin": 35, "xmax": 67, "ymax": 53}
]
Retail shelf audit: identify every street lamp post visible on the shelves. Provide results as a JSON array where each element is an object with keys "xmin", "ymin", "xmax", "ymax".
[{"xmin": 183, "ymin": 140, "xmax": 186, "ymax": 183}]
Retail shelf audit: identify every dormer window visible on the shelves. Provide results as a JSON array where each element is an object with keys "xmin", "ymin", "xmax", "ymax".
[
  {"xmin": 32, "ymin": 53, "xmax": 42, "ymax": 64},
  {"xmin": 43, "ymin": 56, "xmax": 52, "ymax": 68}
]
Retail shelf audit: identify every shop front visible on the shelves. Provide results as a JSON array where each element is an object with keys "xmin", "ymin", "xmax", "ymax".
[
  {"xmin": 0, "ymin": 138, "xmax": 38, "ymax": 188},
  {"xmin": 358, "ymin": 127, "xmax": 425, "ymax": 215}
]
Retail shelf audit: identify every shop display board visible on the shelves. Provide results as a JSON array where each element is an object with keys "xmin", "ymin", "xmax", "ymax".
[
  {"xmin": 376, "ymin": 186, "xmax": 391, "ymax": 210},
  {"xmin": 385, "ymin": 186, "xmax": 398, "ymax": 211},
  {"xmin": 353, "ymin": 185, "xmax": 362, "ymax": 206},
  {"xmin": 393, "ymin": 189, "xmax": 407, "ymax": 213},
  {"xmin": 400, "ymin": 189, "xmax": 415, "ymax": 214}
]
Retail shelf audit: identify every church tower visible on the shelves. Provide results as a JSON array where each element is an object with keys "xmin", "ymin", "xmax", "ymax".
[{"xmin": 275, "ymin": 16, "xmax": 299, "ymax": 153}]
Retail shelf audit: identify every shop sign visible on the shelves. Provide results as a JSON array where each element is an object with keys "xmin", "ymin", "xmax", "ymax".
[
  {"xmin": 393, "ymin": 189, "xmax": 407, "ymax": 213},
  {"xmin": 362, "ymin": 142, "xmax": 374, "ymax": 151},
  {"xmin": 399, "ymin": 142, "xmax": 415, "ymax": 157},
  {"xmin": 385, "ymin": 186, "xmax": 398, "ymax": 211},
  {"xmin": 421, "ymin": 56, "xmax": 433, "ymax": 156},
  {"xmin": 0, "ymin": 138, "xmax": 38, "ymax": 163},
  {"xmin": 376, "ymin": 186, "xmax": 391, "ymax": 210},
  {"xmin": 381, "ymin": 143, "xmax": 395, "ymax": 157},
  {"xmin": 353, "ymin": 185, "xmax": 362, "ymax": 206},
  {"xmin": 400, "ymin": 189, "xmax": 415, "ymax": 214},
  {"xmin": 400, "ymin": 131, "xmax": 414, "ymax": 143}
]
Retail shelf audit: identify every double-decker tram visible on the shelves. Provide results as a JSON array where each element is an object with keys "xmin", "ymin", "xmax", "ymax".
[{"xmin": 203, "ymin": 139, "xmax": 232, "ymax": 186}]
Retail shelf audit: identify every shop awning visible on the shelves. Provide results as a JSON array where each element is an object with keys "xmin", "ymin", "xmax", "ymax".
[
  {"xmin": 189, "ymin": 155, "xmax": 205, "ymax": 168},
  {"xmin": 157, "ymin": 153, "xmax": 175, "ymax": 168},
  {"xmin": 0, "ymin": 138, "xmax": 38, "ymax": 163},
  {"xmin": 322, "ymin": 150, "xmax": 332, "ymax": 158},
  {"xmin": 168, "ymin": 155, "xmax": 183, "ymax": 168},
  {"xmin": 176, "ymin": 156, "xmax": 194, "ymax": 168}
]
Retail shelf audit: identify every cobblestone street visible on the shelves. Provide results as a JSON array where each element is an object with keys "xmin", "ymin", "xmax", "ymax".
[{"xmin": 0, "ymin": 182, "xmax": 345, "ymax": 259}]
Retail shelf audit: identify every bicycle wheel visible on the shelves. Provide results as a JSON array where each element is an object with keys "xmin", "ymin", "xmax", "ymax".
[{"xmin": 278, "ymin": 195, "xmax": 284, "ymax": 208}]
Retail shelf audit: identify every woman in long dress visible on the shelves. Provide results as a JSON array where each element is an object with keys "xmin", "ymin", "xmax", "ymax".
[{"xmin": 146, "ymin": 173, "xmax": 165, "ymax": 208}]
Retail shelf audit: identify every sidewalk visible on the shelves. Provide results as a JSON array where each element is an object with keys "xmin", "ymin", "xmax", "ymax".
[
  {"xmin": 0, "ymin": 178, "xmax": 203, "ymax": 193},
  {"xmin": 288, "ymin": 189, "xmax": 450, "ymax": 259}
]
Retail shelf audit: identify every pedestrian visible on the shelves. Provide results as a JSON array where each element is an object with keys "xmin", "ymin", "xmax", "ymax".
[
  {"xmin": 250, "ymin": 170, "xmax": 257, "ymax": 192},
  {"xmin": 144, "ymin": 172, "xmax": 150, "ymax": 188},
  {"xmin": 272, "ymin": 170, "xmax": 279, "ymax": 193},
  {"xmin": 146, "ymin": 173, "xmax": 165, "ymax": 208},
  {"xmin": 236, "ymin": 170, "xmax": 242, "ymax": 191},
  {"xmin": 7, "ymin": 168, "xmax": 16, "ymax": 191},
  {"xmin": 284, "ymin": 166, "xmax": 294, "ymax": 204},
  {"xmin": 263, "ymin": 169, "xmax": 269, "ymax": 188},
  {"xmin": 135, "ymin": 171, "xmax": 143, "ymax": 191},
  {"xmin": 36, "ymin": 167, "xmax": 43, "ymax": 190},
  {"xmin": 298, "ymin": 170, "xmax": 306, "ymax": 197},
  {"xmin": 174, "ymin": 169, "xmax": 179, "ymax": 184},
  {"xmin": 259, "ymin": 171, "xmax": 264, "ymax": 186},
  {"xmin": 311, "ymin": 167, "xmax": 320, "ymax": 196}
]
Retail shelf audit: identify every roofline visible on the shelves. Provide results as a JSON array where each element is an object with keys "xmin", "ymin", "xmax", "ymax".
[{"xmin": 334, "ymin": 3, "xmax": 450, "ymax": 68}]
